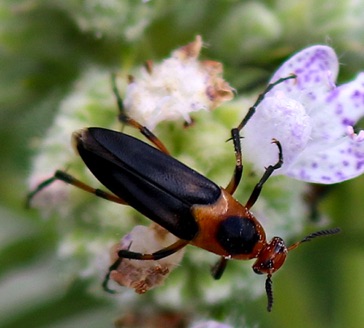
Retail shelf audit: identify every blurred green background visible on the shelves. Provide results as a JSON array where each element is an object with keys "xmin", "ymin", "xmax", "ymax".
[{"xmin": 1, "ymin": 1, "xmax": 364, "ymax": 327}]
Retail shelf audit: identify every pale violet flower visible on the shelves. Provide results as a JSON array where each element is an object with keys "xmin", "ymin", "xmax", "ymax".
[{"xmin": 242, "ymin": 45, "xmax": 364, "ymax": 184}]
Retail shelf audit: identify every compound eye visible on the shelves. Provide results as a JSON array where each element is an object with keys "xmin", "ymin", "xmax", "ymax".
[
  {"xmin": 253, "ymin": 259, "xmax": 273, "ymax": 274},
  {"xmin": 253, "ymin": 267, "xmax": 263, "ymax": 275},
  {"xmin": 274, "ymin": 240, "xmax": 286, "ymax": 253}
]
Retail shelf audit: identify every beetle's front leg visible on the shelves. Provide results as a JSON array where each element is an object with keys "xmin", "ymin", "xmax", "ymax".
[
  {"xmin": 235, "ymin": 75, "xmax": 296, "ymax": 132},
  {"xmin": 225, "ymin": 128, "xmax": 243, "ymax": 195},
  {"xmin": 225, "ymin": 75, "xmax": 296, "ymax": 196}
]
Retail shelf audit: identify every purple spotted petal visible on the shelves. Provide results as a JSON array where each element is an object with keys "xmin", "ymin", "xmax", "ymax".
[
  {"xmin": 286, "ymin": 134, "xmax": 364, "ymax": 183},
  {"xmin": 285, "ymin": 72, "xmax": 364, "ymax": 183},
  {"xmin": 321, "ymin": 73, "xmax": 364, "ymax": 139},
  {"xmin": 268, "ymin": 45, "xmax": 338, "ymax": 104},
  {"xmin": 243, "ymin": 45, "xmax": 364, "ymax": 184},
  {"xmin": 242, "ymin": 96, "xmax": 312, "ymax": 174}
]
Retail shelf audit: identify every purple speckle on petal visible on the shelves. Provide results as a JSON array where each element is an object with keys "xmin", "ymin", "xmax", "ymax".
[
  {"xmin": 335, "ymin": 103, "xmax": 343, "ymax": 115},
  {"xmin": 319, "ymin": 63, "xmax": 327, "ymax": 71},
  {"xmin": 354, "ymin": 151, "xmax": 364, "ymax": 160},
  {"xmin": 299, "ymin": 169, "xmax": 310, "ymax": 180},
  {"xmin": 354, "ymin": 151, "xmax": 364, "ymax": 159},
  {"xmin": 335, "ymin": 171, "xmax": 345, "ymax": 179},
  {"xmin": 326, "ymin": 88, "xmax": 339, "ymax": 103},
  {"xmin": 349, "ymin": 90, "xmax": 364, "ymax": 108},
  {"xmin": 351, "ymin": 90, "xmax": 361, "ymax": 98},
  {"xmin": 307, "ymin": 92, "xmax": 316, "ymax": 101},
  {"xmin": 342, "ymin": 160, "xmax": 349, "ymax": 166},
  {"xmin": 356, "ymin": 161, "xmax": 364, "ymax": 170},
  {"xmin": 311, "ymin": 162, "xmax": 318, "ymax": 168},
  {"xmin": 342, "ymin": 118, "xmax": 355, "ymax": 126},
  {"xmin": 321, "ymin": 175, "xmax": 332, "ymax": 181},
  {"xmin": 304, "ymin": 74, "xmax": 311, "ymax": 83}
]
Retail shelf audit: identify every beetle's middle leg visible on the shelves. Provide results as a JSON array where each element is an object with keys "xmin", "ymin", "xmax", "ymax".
[
  {"xmin": 245, "ymin": 139, "xmax": 283, "ymax": 210},
  {"xmin": 111, "ymin": 74, "xmax": 170, "ymax": 155},
  {"xmin": 211, "ymin": 256, "xmax": 229, "ymax": 280}
]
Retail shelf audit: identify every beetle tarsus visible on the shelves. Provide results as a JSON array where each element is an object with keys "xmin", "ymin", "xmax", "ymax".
[
  {"xmin": 26, "ymin": 176, "xmax": 57, "ymax": 208},
  {"xmin": 102, "ymin": 257, "xmax": 123, "ymax": 294}
]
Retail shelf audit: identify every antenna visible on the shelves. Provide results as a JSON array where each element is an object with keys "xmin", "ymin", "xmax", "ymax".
[
  {"xmin": 288, "ymin": 227, "xmax": 341, "ymax": 251},
  {"xmin": 265, "ymin": 274, "xmax": 273, "ymax": 312},
  {"xmin": 264, "ymin": 227, "xmax": 341, "ymax": 311}
]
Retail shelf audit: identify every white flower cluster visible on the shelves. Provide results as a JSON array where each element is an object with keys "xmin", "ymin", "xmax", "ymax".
[{"xmin": 123, "ymin": 35, "xmax": 234, "ymax": 130}]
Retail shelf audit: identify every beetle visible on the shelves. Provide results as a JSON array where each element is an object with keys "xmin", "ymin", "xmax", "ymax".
[{"xmin": 27, "ymin": 74, "xmax": 340, "ymax": 311}]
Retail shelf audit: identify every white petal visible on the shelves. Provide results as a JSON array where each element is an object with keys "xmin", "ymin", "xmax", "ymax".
[
  {"xmin": 317, "ymin": 73, "xmax": 364, "ymax": 138},
  {"xmin": 286, "ymin": 134, "xmax": 364, "ymax": 183},
  {"xmin": 256, "ymin": 46, "xmax": 364, "ymax": 184},
  {"xmin": 283, "ymin": 68, "xmax": 364, "ymax": 183},
  {"xmin": 242, "ymin": 96, "xmax": 312, "ymax": 173},
  {"xmin": 268, "ymin": 45, "xmax": 338, "ymax": 106}
]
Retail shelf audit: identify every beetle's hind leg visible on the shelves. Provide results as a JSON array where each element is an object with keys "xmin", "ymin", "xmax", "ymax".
[
  {"xmin": 102, "ymin": 257, "xmax": 123, "ymax": 293},
  {"xmin": 26, "ymin": 170, "xmax": 127, "ymax": 208},
  {"xmin": 118, "ymin": 239, "xmax": 189, "ymax": 261},
  {"xmin": 111, "ymin": 74, "xmax": 170, "ymax": 155},
  {"xmin": 103, "ymin": 239, "xmax": 188, "ymax": 293}
]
